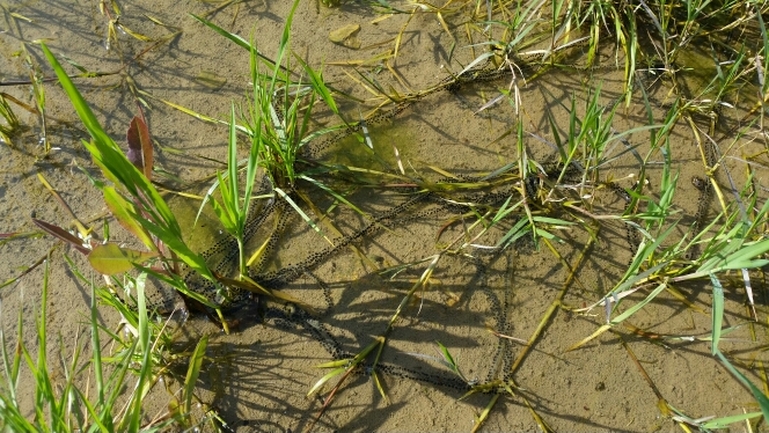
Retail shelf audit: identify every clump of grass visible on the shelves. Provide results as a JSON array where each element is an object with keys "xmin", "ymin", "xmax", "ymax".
[
  {"xmin": 39, "ymin": 42, "xmax": 236, "ymax": 330},
  {"xmin": 24, "ymin": 1, "xmax": 769, "ymax": 432},
  {"xmin": 0, "ymin": 92, "xmax": 20, "ymax": 146},
  {"xmin": 192, "ymin": 4, "xmax": 345, "ymax": 192},
  {"xmin": 22, "ymin": 46, "xmax": 50, "ymax": 154},
  {"xmin": 0, "ymin": 251, "xmax": 215, "ymax": 431},
  {"xmin": 561, "ymin": 114, "xmax": 769, "ymax": 431},
  {"xmin": 36, "ymin": 0, "xmax": 348, "ymax": 326},
  {"xmin": 188, "ymin": 0, "xmax": 378, "ymax": 283},
  {"xmin": 0, "ymin": 263, "xmax": 172, "ymax": 432},
  {"xmin": 421, "ymin": 37, "xmax": 769, "ymax": 428}
]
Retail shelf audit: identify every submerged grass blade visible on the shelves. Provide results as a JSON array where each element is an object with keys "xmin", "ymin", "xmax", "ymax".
[
  {"xmin": 715, "ymin": 351, "xmax": 769, "ymax": 424},
  {"xmin": 41, "ymin": 42, "xmax": 223, "ymax": 311},
  {"xmin": 710, "ymin": 273, "xmax": 724, "ymax": 356},
  {"xmin": 182, "ymin": 335, "xmax": 208, "ymax": 423},
  {"xmin": 125, "ymin": 274, "xmax": 153, "ymax": 432},
  {"xmin": 471, "ymin": 393, "xmax": 500, "ymax": 433}
]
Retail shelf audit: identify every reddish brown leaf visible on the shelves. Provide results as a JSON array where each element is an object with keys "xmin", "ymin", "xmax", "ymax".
[
  {"xmin": 32, "ymin": 218, "xmax": 91, "ymax": 255},
  {"xmin": 126, "ymin": 115, "xmax": 154, "ymax": 180},
  {"xmin": 126, "ymin": 117, "xmax": 143, "ymax": 169}
]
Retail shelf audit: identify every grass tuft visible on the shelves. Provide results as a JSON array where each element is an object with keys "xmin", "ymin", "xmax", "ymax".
[{"xmin": 0, "ymin": 262, "xmax": 172, "ymax": 432}]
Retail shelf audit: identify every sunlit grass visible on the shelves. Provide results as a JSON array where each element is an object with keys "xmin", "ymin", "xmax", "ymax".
[
  {"xmin": 0, "ymin": 93, "xmax": 20, "ymax": 146},
  {"xmin": 8, "ymin": 0, "xmax": 769, "ymax": 431},
  {"xmin": 0, "ymin": 264, "xmax": 172, "ymax": 432}
]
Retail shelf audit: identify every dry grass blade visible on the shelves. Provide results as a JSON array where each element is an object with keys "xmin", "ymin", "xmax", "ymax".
[
  {"xmin": 512, "ymin": 233, "xmax": 593, "ymax": 372},
  {"xmin": 617, "ymin": 332, "xmax": 673, "ymax": 419},
  {"xmin": 471, "ymin": 394, "xmax": 499, "ymax": 433},
  {"xmin": 36, "ymin": 173, "xmax": 91, "ymax": 237},
  {"xmin": 8, "ymin": 1, "xmax": 769, "ymax": 431},
  {"xmin": 142, "ymin": 92, "xmax": 227, "ymax": 126}
]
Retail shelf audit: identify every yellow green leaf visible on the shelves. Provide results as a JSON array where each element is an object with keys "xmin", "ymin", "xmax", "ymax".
[
  {"xmin": 103, "ymin": 187, "xmax": 156, "ymax": 250},
  {"xmin": 88, "ymin": 243, "xmax": 157, "ymax": 275}
]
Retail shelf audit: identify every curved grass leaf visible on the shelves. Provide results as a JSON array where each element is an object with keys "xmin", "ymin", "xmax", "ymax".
[
  {"xmin": 307, "ymin": 367, "xmax": 346, "ymax": 397},
  {"xmin": 102, "ymin": 186, "xmax": 155, "ymax": 250},
  {"xmin": 715, "ymin": 351, "xmax": 769, "ymax": 425},
  {"xmin": 41, "ymin": 42, "xmax": 222, "ymax": 311},
  {"xmin": 700, "ymin": 411, "xmax": 763, "ymax": 429},
  {"xmin": 183, "ymin": 335, "xmax": 208, "ymax": 421},
  {"xmin": 568, "ymin": 280, "xmax": 668, "ymax": 351}
]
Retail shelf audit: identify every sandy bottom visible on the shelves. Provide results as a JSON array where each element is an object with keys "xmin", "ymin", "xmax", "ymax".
[{"xmin": 1, "ymin": 1, "xmax": 768, "ymax": 432}]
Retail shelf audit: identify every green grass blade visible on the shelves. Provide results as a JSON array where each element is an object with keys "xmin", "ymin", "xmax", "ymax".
[
  {"xmin": 710, "ymin": 273, "xmax": 724, "ymax": 356},
  {"xmin": 715, "ymin": 351, "xmax": 769, "ymax": 423},
  {"xmin": 190, "ymin": 14, "xmax": 255, "ymax": 53},
  {"xmin": 126, "ymin": 274, "xmax": 153, "ymax": 432},
  {"xmin": 40, "ymin": 44, "xmax": 113, "ymax": 153},
  {"xmin": 32, "ymin": 260, "xmax": 58, "ymax": 432},
  {"xmin": 42, "ymin": 42, "xmax": 223, "ymax": 311},
  {"xmin": 183, "ymin": 335, "xmax": 208, "ymax": 421},
  {"xmin": 0, "ymin": 286, "xmax": 36, "ymax": 432},
  {"xmin": 700, "ymin": 411, "xmax": 763, "ymax": 429},
  {"xmin": 295, "ymin": 55, "xmax": 339, "ymax": 115},
  {"xmin": 610, "ymin": 282, "xmax": 667, "ymax": 324},
  {"xmin": 274, "ymin": 187, "xmax": 323, "ymax": 236},
  {"xmin": 307, "ymin": 367, "xmax": 347, "ymax": 396},
  {"xmin": 298, "ymin": 175, "xmax": 366, "ymax": 216},
  {"xmin": 89, "ymin": 285, "xmax": 110, "ymax": 431},
  {"xmin": 436, "ymin": 341, "xmax": 467, "ymax": 382}
]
